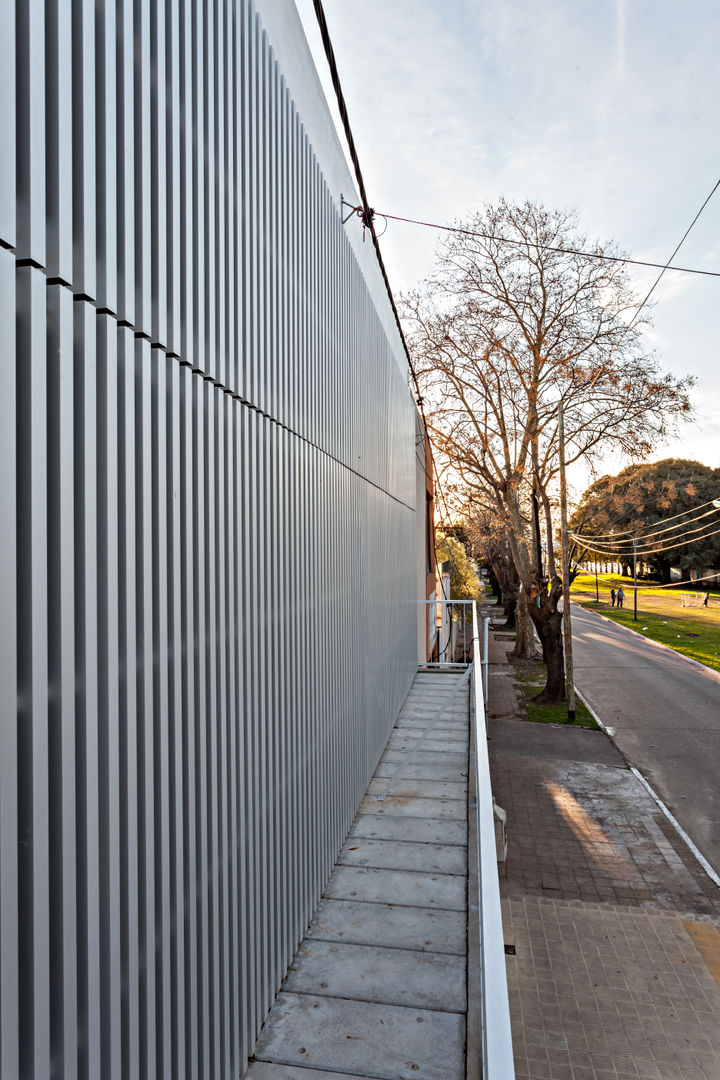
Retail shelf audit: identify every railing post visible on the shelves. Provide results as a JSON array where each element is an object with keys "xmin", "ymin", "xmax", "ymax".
[{"xmin": 482, "ymin": 616, "xmax": 490, "ymax": 704}]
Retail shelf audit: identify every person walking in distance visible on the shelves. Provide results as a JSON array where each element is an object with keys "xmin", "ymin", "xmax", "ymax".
[
  {"xmin": 610, "ymin": 588, "xmax": 616, "ymax": 607},
  {"xmin": 616, "ymin": 586, "xmax": 625, "ymax": 609}
]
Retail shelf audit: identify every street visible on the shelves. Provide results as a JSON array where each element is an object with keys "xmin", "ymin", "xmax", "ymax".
[{"xmin": 571, "ymin": 603, "xmax": 720, "ymax": 877}]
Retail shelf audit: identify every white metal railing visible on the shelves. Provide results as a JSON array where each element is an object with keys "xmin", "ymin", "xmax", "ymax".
[
  {"xmin": 470, "ymin": 601, "xmax": 516, "ymax": 1080},
  {"xmin": 423, "ymin": 598, "xmax": 475, "ymax": 667},
  {"xmin": 421, "ymin": 598, "xmax": 515, "ymax": 1077}
]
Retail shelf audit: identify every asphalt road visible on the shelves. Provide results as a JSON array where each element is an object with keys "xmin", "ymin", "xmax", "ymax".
[{"xmin": 571, "ymin": 602, "xmax": 720, "ymax": 877}]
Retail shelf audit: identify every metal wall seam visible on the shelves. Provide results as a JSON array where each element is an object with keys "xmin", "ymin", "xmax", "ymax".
[
  {"xmin": 16, "ymin": 0, "xmax": 46, "ymax": 266},
  {"xmin": 0, "ymin": 250, "xmax": 16, "ymax": 1080},
  {"xmin": 16, "ymin": 268, "xmax": 50, "ymax": 1078},
  {"xmin": 135, "ymin": 336, "xmax": 157, "ymax": 1078},
  {"xmin": 178, "ymin": 1, "xmax": 193, "ymax": 368},
  {"xmin": 116, "ymin": 0, "xmax": 136, "ymax": 328},
  {"xmin": 256, "ymin": 411, "xmax": 271, "ymax": 1018},
  {"xmin": 279, "ymin": 425, "xmax": 291, "ymax": 965},
  {"xmin": 224, "ymin": 0, "xmax": 236, "ymax": 396},
  {"xmin": 230, "ymin": 1, "xmax": 241, "ymax": 397},
  {"xmin": 246, "ymin": 405, "xmax": 261, "ymax": 1041},
  {"xmin": 46, "ymin": 284, "xmax": 78, "ymax": 1079},
  {"xmin": 239, "ymin": 401, "xmax": 255, "ymax": 1051},
  {"xmin": 166, "ymin": 1, "xmax": 182, "ymax": 358},
  {"xmin": 256, "ymin": 27, "xmax": 267, "ymax": 413},
  {"xmin": 239, "ymin": 0, "xmax": 252, "ymax": 405},
  {"xmin": 118, "ymin": 324, "xmax": 140, "ymax": 1080},
  {"xmin": 0, "ymin": 2, "xmax": 15, "ymax": 248},
  {"xmin": 151, "ymin": 347, "xmax": 172, "ymax": 1080},
  {"xmin": 72, "ymin": 1, "xmax": 96, "ymax": 300},
  {"xmin": 134, "ymin": 0, "xmax": 151, "ymax": 334},
  {"xmin": 96, "ymin": 4, "xmax": 118, "ymax": 316},
  {"xmin": 204, "ymin": 0, "xmax": 216, "ymax": 385},
  {"xmin": 74, "ymin": 299, "xmax": 101, "ymax": 1078},
  {"xmin": 223, "ymin": 391, "xmax": 240, "ymax": 1075},
  {"xmin": 45, "ymin": 0, "xmax": 73, "ymax": 284},
  {"xmin": 192, "ymin": 369, "xmax": 210, "ymax": 1079},
  {"xmin": 166, "ymin": 355, "xmax": 185, "ymax": 1079},
  {"xmin": 178, "ymin": 362, "xmax": 198, "ymax": 1076},
  {"xmin": 151, "ymin": 1, "xmax": 168, "ymax": 350},
  {"xmin": 204, "ymin": 372, "xmax": 220, "ymax": 1077},
  {"xmin": 97, "ymin": 313, "xmax": 123, "ymax": 1079},
  {"xmin": 215, "ymin": 378, "xmax": 230, "ymax": 1076},
  {"xmin": 214, "ymin": 0, "xmax": 227, "ymax": 392}
]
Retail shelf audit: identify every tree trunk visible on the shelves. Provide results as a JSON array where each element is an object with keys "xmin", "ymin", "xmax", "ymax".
[
  {"xmin": 512, "ymin": 588, "xmax": 536, "ymax": 659},
  {"xmin": 522, "ymin": 576, "xmax": 566, "ymax": 702},
  {"xmin": 502, "ymin": 593, "xmax": 517, "ymax": 630},
  {"xmin": 528, "ymin": 605, "xmax": 565, "ymax": 701}
]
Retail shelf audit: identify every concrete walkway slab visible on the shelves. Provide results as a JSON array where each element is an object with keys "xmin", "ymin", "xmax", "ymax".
[
  {"xmin": 380, "ymin": 750, "xmax": 468, "ymax": 771},
  {"xmin": 252, "ymin": 993, "xmax": 466, "ymax": 1080},
  {"xmin": 374, "ymin": 761, "xmax": 468, "ymax": 781},
  {"xmin": 246, "ymin": 1063, "xmax": 368, "ymax": 1080},
  {"xmin": 325, "ymin": 865, "xmax": 467, "ymax": 910},
  {"xmin": 359, "ymin": 795, "xmax": 466, "ymax": 820},
  {"xmin": 306, "ymin": 898, "xmax": 467, "ymax": 954},
  {"xmin": 350, "ymin": 813, "xmax": 466, "ymax": 846},
  {"xmin": 284, "ymin": 939, "xmax": 467, "ymax": 1012},
  {"xmin": 367, "ymin": 777, "xmax": 468, "ymax": 801},
  {"xmin": 338, "ymin": 837, "xmax": 467, "ymax": 874},
  {"xmin": 244, "ymin": 670, "xmax": 470, "ymax": 1080}
]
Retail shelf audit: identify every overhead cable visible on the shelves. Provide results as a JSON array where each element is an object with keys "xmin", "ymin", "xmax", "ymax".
[
  {"xmin": 574, "ymin": 497, "xmax": 720, "ymax": 540},
  {"xmin": 570, "ymin": 522, "xmax": 720, "ymax": 559},
  {"xmin": 625, "ymin": 176, "xmax": 720, "ymax": 333},
  {"xmin": 573, "ymin": 506, "xmax": 720, "ymax": 548},
  {"xmin": 310, "ymin": 0, "xmax": 424, "ymax": 409},
  {"xmin": 370, "ymin": 209, "xmax": 720, "ymax": 279}
]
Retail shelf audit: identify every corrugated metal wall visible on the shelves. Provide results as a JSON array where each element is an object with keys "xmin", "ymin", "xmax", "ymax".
[{"xmin": 1, "ymin": 2, "xmax": 418, "ymax": 1077}]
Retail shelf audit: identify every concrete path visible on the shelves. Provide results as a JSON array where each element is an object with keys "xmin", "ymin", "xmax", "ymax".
[
  {"xmin": 244, "ymin": 671, "xmax": 470, "ymax": 1080},
  {"xmin": 571, "ymin": 602, "xmax": 720, "ymax": 874},
  {"xmin": 486, "ymin": 616, "xmax": 720, "ymax": 1080}
]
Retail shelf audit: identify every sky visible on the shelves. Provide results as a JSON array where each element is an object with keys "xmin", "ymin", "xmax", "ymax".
[{"xmin": 294, "ymin": 0, "xmax": 720, "ymax": 499}]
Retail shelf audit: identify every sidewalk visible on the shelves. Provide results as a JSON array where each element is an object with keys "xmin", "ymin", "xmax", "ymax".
[
  {"xmin": 244, "ymin": 670, "xmax": 470, "ymax": 1079},
  {"xmin": 485, "ymin": 607, "xmax": 720, "ymax": 1080}
]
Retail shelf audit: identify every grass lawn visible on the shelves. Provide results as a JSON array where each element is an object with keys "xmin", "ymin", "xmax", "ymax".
[
  {"xmin": 511, "ymin": 657, "xmax": 600, "ymax": 729},
  {"xmin": 571, "ymin": 572, "xmax": 720, "ymax": 674}
]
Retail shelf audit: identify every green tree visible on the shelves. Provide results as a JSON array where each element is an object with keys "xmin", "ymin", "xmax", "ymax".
[
  {"xmin": 436, "ymin": 534, "xmax": 484, "ymax": 609},
  {"xmin": 570, "ymin": 460, "xmax": 720, "ymax": 582}
]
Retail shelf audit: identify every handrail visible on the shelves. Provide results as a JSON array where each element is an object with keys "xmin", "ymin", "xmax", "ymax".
[
  {"xmin": 422, "ymin": 598, "xmax": 474, "ymax": 667},
  {"xmin": 470, "ymin": 600, "xmax": 516, "ymax": 1079}
]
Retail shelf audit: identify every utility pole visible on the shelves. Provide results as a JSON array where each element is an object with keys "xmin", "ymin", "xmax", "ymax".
[
  {"xmin": 558, "ymin": 403, "xmax": 576, "ymax": 722},
  {"xmin": 633, "ymin": 537, "xmax": 638, "ymax": 621}
]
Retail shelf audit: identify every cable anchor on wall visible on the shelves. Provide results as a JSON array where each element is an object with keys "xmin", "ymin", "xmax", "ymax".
[{"xmin": 341, "ymin": 196, "xmax": 387, "ymax": 240}]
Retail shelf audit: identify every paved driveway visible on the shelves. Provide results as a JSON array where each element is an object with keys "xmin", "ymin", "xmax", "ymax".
[{"xmin": 571, "ymin": 603, "xmax": 720, "ymax": 876}]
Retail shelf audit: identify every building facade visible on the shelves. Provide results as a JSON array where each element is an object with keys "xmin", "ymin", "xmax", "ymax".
[{"xmin": 0, "ymin": 2, "xmax": 425, "ymax": 1076}]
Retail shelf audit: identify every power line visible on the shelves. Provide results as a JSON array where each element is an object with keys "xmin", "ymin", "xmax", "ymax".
[
  {"xmin": 574, "ymin": 506, "xmax": 720, "ymax": 549},
  {"xmin": 575, "ymin": 497, "xmax": 720, "ymax": 541},
  {"xmin": 571, "ymin": 522, "xmax": 720, "ymax": 559},
  {"xmin": 369, "ymin": 209, "xmax": 720, "ymax": 279},
  {"xmin": 625, "ymin": 176, "xmax": 720, "ymax": 333},
  {"xmin": 310, "ymin": 0, "xmax": 425, "ymax": 411}
]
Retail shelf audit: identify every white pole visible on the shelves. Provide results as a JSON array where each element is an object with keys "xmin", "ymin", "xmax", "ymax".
[{"xmin": 558, "ymin": 403, "xmax": 576, "ymax": 722}]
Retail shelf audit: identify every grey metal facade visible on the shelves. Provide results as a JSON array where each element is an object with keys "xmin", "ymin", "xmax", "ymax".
[{"xmin": 1, "ymin": 2, "xmax": 419, "ymax": 1076}]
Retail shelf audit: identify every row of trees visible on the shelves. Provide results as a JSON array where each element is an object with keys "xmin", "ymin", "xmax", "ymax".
[{"xmin": 403, "ymin": 199, "xmax": 693, "ymax": 700}]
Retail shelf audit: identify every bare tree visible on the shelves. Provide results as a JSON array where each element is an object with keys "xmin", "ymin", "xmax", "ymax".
[{"xmin": 403, "ymin": 200, "xmax": 692, "ymax": 700}]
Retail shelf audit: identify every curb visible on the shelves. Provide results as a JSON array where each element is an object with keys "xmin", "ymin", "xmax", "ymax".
[
  {"xmin": 572, "ymin": 601, "xmax": 720, "ymax": 683},
  {"xmin": 574, "ymin": 685, "xmax": 720, "ymax": 890}
]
